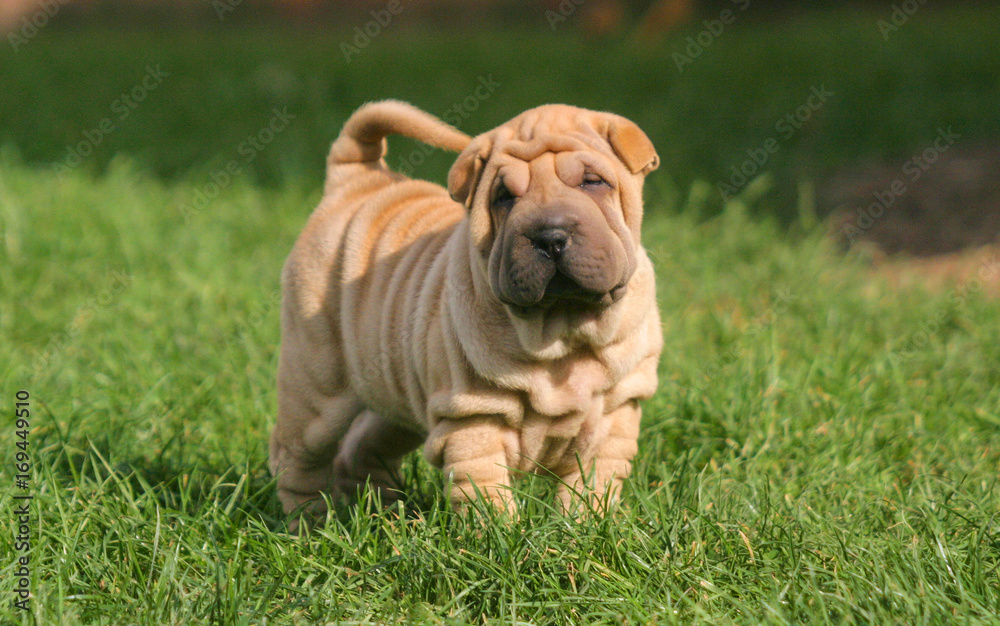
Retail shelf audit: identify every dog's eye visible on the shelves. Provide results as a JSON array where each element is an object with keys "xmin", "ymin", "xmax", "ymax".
[
  {"xmin": 492, "ymin": 184, "xmax": 516, "ymax": 209},
  {"xmin": 581, "ymin": 174, "xmax": 609, "ymax": 189}
]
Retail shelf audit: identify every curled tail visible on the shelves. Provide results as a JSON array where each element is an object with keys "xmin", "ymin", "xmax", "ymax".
[{"xmin": 328, "ymin": 100, "xmax": 471, "ymax": 167}]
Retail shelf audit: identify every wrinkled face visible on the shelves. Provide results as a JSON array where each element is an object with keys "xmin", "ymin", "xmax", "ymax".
[
  {"xmin": 486, "ymin": 150, "xmax": 634, "ymax": 311},
  {"xmin": 449, "ymin": 105, "xmax": 659, "ymax": 316}
]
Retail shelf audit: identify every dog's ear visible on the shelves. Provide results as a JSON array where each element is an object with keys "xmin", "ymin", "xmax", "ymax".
[
  {"xmin": 607, "ymin": 118, "xmax": 659, "ymax": 176},
  {"xmin": 448, "ymin": 137, "xmax": 491, "ymax": 207}
]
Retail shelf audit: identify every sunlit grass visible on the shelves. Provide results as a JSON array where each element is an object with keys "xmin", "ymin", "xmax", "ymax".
[{"xmin": 1, "ymin": 153, "xmax": 998, "ymax": 622}]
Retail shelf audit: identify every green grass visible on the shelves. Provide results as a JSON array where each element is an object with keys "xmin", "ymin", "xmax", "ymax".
[{"xmin": 1, "ymin": 149, "xmax": 999, "ymax": 623}]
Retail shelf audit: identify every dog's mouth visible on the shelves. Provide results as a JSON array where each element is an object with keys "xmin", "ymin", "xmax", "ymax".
[
  {"xmin": 500, "ymin": 267, "xmax": 627, "ymax": 316},
  {"xmin": 493, "ymin": 222, "xmax": 632, "ymax": 316},
  {"xmin": 543, "ymin": 271, "xmax": 627, "ymax": 306}
]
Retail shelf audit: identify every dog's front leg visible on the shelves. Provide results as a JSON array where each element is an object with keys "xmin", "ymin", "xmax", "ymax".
[
  {"xmin": 556, "ymin": 400, "xmax": 641, "ymax": 512},
  {"xmin": 426, "ymin": 416, "xmax": 518, "ymax": 514}
]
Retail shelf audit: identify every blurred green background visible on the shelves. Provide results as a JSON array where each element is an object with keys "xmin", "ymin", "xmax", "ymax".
[{"xmin": 2, "ymin": 0, "xmax": 998, "ymax": 235}]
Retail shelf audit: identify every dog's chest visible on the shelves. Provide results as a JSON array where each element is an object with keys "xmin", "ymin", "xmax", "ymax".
[
  {"xmin": 505, "ymin": 356, "xmax": 610, "ymax": 469},
  {"xmin": 520, "ymin": 355, "xmax": 610, "ymax": 417}
]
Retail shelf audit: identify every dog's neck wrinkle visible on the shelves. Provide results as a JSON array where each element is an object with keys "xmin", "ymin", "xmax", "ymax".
[
  {"xmin": 512, "ymin": 304, "xmax": 620, "ymax": 357},
  {"xmin": 452, "ymin": 285, "xmax": 637, "ymax": 419}
]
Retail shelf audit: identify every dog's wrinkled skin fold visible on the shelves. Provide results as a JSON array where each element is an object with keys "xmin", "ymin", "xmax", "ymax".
[{"xmin": 270, "ymin": 100, "xmax": 662, "ymax": 519}]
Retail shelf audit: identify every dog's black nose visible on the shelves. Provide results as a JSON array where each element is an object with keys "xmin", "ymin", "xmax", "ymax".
[{"xmin": 530, "ymin": 228, "xmax": 569, "ymax": 260}]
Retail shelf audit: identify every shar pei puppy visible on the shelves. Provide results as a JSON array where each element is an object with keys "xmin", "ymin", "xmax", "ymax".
[{"xmin": 270, "ymin": 100, "xmax": 662, "ymax": 519}]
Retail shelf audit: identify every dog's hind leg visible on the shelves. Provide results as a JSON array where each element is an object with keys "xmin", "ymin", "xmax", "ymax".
[
  {"xmin": 270, "ymin": 386, "xmax": 364, "ymax": 523},
  {"xmin": 331, "ymin": 410, "xmax": 425, "ymax": 506}
]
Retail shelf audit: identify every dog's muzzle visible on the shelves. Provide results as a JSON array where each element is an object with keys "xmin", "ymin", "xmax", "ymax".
[{"xmin": 500, "ymin": 217, "xmax": 627, "ymax": 310}]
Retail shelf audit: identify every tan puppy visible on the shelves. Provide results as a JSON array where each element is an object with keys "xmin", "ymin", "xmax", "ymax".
[{"xmin": 270, "ymin": 100, "xmax": 662, "ymax": 518}]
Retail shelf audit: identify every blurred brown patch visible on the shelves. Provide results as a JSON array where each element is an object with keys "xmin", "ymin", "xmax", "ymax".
[
  {"xmin": 635, "ymin": 0, "xmax": 695, "ymax": 41},
  {"xmin": 822, "ymin": 144, "xmax": 1000, "ymax": 257},
  {"xmin": 863, "ymin": 246, "xmax": 1000, "ymax": 297},
  {"xmin": 580, "ymin": 0, "xmax": 627, "ymax": 38},
  {"xmin": 821, "ymin": 143, "xmax": 1000, "ymax": 296}
]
